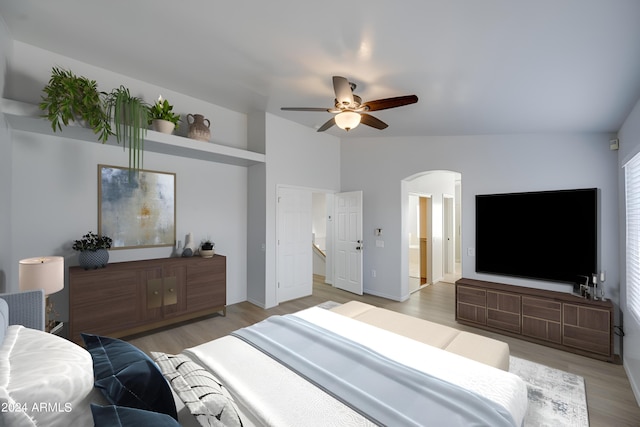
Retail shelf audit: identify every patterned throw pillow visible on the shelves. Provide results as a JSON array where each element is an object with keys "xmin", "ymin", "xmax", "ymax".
[{"xmin": 152, "ymin": 352, "xmax": 243, "ymax": 427}]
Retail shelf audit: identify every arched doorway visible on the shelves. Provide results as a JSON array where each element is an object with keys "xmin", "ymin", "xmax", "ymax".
[{"xmin": 401, "ymin": 170, "xmax": 462, "ymax": 297}]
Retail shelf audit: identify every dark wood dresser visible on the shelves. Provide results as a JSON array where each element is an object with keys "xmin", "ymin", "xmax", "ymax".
[
  {"xmin": 69, "ymin": 255, "xmax": 226, "ymax": 343},
  {"xmin": 456, "ymin": 277, "xmax": 615, "ymax": 362}
]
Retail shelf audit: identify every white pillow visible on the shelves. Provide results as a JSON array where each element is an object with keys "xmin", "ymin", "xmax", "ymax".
[{"xmin": 0, "ymin": 325, "xmax": 96, "ymax": 426}]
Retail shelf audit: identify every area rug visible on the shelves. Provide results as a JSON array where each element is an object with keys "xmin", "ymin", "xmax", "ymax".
[
  {"xmin": 510, "ymin": 356, "xmax": 589, "ymax": 427},
  {"xmin": 315, "ymin": 300, "xmax": 342, "ymax": 310}
]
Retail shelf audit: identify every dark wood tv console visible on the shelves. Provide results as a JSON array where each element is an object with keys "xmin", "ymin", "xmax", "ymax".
[
  {"xmin": 455, "ymin": 278, "xmax": 615, "ymax": 362},
  {"xmin": 69, "ymin": 255, "xmax": 226, "ymax": 343}
]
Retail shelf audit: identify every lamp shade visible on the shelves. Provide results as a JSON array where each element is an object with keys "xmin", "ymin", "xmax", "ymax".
[
  {"xmin": 335, "ymin": 111, "xmax": 361, "ymax": 131},
  {"xmin": 19, "ymin": 256, "xmax": 64, "ymax": 295}
]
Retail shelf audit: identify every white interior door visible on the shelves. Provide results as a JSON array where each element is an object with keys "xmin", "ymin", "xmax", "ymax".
[
  {"xmin": 277, "ymin": 187, "xmax": 312, "ymax": 302},
  {"xmin": 334, "ymin": 191, "xmax": 363, "ymax": 295}
]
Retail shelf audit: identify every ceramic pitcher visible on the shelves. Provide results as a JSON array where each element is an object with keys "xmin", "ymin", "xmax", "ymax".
[{"xmin": 187, "ymin": 114, "xmax": 211, "ymax": 142}]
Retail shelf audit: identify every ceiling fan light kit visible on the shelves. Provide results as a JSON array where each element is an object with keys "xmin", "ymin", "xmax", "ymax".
[
  {"xmin": 282, "ymin": 76, "xmax": 418, "ymax": 133},
  {"xmin": 335, "ymin": 111, "xmax": 361, "ymax": 131}
]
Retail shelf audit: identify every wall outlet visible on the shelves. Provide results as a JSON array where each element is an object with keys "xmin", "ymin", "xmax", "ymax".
[
  {"xmin": 371, "ymin": 269, "xmax": 376, "ymax": 277},
  {"xmin": 467, "ymin": 247, "xmax": 475, "ymax": 257}
]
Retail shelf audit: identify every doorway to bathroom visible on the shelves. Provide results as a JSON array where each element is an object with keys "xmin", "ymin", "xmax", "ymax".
[{"xmin": 403, "ymin": 170, "xmax": 461, "ymax": 294}]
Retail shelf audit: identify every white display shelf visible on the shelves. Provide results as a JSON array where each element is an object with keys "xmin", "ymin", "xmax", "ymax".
[{"xmin": 1, "ymin": 98, "xmax": 265, "ymax": 167}]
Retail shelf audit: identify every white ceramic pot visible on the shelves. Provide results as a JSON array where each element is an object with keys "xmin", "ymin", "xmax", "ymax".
[
  {"xmin": 152, "ymin": 119, "xmax": 176, "ymax": 134},
  {"xmin": 200, "ymin": 249, "xmax": 215, "ymax": 258}
]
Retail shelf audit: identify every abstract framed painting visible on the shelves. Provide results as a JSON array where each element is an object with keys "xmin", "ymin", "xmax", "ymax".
[{"xmin": 98, "ymin": 165, "xmax": 176, "ymax": 249}]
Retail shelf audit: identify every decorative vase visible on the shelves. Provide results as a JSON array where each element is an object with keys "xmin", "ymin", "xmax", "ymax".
[
  {"xmin": 151, "ymin": 119, "xmax": 176, "ymax": 134},
  {"xmin": 78, "ymin": 249, "xmax": 109, "ymax": 270},
  {"xmin": 187, "ymin": 114, "xmax": 211, "ymax": 142},
  {"xmin": 182, "ymin": 232, "xmax": 195, "ymax": 257}
]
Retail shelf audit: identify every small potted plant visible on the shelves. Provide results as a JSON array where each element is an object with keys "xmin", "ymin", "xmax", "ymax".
[
  {"xmin": 200, "ymin": 239, "xmax": 215, "ymax": 258},
  {"xmin": 72, "ymin": 231, "xmax": 113, "ymax": 269},
  {"xmin": 39, "ymin": 67, "xmax": 112, "ymax": 143},
  {"xmin": 149, "ymin": 95, "xmax": 180, "ymax": 134}
]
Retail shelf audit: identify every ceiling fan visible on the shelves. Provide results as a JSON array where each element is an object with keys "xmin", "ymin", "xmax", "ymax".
[{"xmin": 281, "ymin": 76, "xmax": 418, "ymax": 132}]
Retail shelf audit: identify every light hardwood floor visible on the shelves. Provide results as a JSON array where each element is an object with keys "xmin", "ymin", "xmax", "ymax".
[{"xmin": 128, "ymin": 277, "xmax": 640, "ymax": 427}]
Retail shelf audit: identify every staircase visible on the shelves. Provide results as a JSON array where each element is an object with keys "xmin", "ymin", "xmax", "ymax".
[{"xmin": 312, "ymin": 244, "xmax": 326, "ymax": 276}]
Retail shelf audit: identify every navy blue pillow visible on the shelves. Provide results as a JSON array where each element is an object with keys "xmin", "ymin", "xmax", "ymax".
[
  {"xmin": 82, "ymin": 333, "xmax": 177, "ymax": 420},
  {"xmin": 91, "ymin": 404, "xmax": 180, "ymax": 427}
]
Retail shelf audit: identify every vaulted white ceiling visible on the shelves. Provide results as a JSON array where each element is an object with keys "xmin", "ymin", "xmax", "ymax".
[{"xmin": 2, "ymin": 0, "xmax": 640, "ymax": 138}]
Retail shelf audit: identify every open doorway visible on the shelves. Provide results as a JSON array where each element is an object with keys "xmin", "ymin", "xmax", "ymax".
[
  {"xmin": 277, "ymin": 186, "xmax": 334, "ymax": 304},
  {"xmin": 401, "ymin": 171, "xmax": 462, "ymax": 298},
  {"xmin": 408, "ymin": 193, "xmax": 432, "ymax": 293},
  {"xmin": 278, "ymin": 186, "xmax": 364, "ymax": 303},
  {"xmin": 312, "ymin": 192, "xmax": 327, "ymax": 275}
]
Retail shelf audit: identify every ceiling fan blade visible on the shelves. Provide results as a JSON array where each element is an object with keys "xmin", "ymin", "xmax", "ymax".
[
  {"xmin": 360, "ymin": 113, "xmax": 388, "ymax": 130},
  {"xmin": 281, "ymin": 107, "xmax": 331, "ymax": 112},
  {"xmin": 333, "ymin": 76, "xmax": 354, "ymax": 107},
  {"xmin": 362, "ymin": 95, "xmax": 418, "ymax": 111},
  {"xmin": 317, "ymin": 117, "xmax": 336, "ymax": 132}
]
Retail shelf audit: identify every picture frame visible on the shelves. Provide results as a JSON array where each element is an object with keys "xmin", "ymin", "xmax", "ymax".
[{"xmin": 98, "ymin": 165, "xmax": 176, "ymax": 249}]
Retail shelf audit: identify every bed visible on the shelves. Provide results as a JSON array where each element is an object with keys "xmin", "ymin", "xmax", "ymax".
[{"xmin": 0, "ymin": 296, "xmax": 528, "ymax": 426}]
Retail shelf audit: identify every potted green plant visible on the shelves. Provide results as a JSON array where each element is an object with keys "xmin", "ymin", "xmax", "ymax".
[
  {"xmin": 149, "ymin": 95, "xmax": 180, "ymax": 134},
  {"xmin": 200, "ymin": 239, "xmax": 215, "ymax": 258},
  {"xmin": 105, "ymin": 85, "xmax": 150, "ymax": 170},
  {"xmin": 72, "ymin": 231, "xmax": 113, "ymax": 270},
  {"xmin": 39, "ymin": 67, "xmax": 112, "ymax": 143}
]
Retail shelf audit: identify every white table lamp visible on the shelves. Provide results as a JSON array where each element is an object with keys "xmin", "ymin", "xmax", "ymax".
[{"xmin": 19, "ymin": 256, "xmax": 64, "ymax": 331}]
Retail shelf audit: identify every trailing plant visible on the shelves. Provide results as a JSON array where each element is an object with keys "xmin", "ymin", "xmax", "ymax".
[
  {"xmin": 39, "ymin": 67, "xmax": 111, "ymax": 143},
  {"xmin": 105, "ymin": 85, "xmax": 150, "ymax": 170},
  {"xmin": 149, "ymin": 96, "xmax": 180, "ymax": 129},
  {"xmin": 72, "ymin": 231, "xmax": 113, "ymax": 252}
]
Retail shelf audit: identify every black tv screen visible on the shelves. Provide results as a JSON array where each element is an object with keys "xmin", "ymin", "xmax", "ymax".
[{"xmin": 475, "ymin": 188, "xmax": 597, "ymax": 284}]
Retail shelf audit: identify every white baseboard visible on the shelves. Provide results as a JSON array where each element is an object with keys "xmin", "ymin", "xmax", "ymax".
[
  {"xmin": 363, "ymin": 288, "xmax": 404, "ymax": 302},
  {"xmin": 246, "ymin": 297, "xmax": 267, "ymax": 309},
  {"xmin": 624, "ymin": 355, "xmax": 640, "ymax": 406}
]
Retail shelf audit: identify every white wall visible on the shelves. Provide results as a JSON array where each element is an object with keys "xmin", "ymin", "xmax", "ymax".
[
  {"xmin": 341, "ymin": 133, "xmax": 619, "ymax": 304},
  {"xmin": 10, "ymin": 131, "xmax": 248, "ymax": 318},
  {"xmin": 0, "ymin": 14, "xmax": 12, "ymax": 293},
  {"xmin": 2, "ymin": 41, "xmax": 250, "ymax": 318},
  {"xmin": 260, "ymin": 113, "xmax": 340, "ymax": 308},
  {"xmin": 617, "ymin": 95, "xmax": 640, "ymax": 404},
  {"xmin": 246, "ymin": 112, "xmax": 267, "ymax": 307}
]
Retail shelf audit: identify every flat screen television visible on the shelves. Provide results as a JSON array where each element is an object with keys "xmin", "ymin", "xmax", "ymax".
[{"xmin": 475, "ymin": 188, "xmax": 597, "ymax": 285}]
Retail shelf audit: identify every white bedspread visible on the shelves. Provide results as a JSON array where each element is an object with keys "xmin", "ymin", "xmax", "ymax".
[
  {"xmin": 185, "ymin": 307, "xmax": 527, "ymax": 427},
  {"xmin": 294, "ymin": 307, "xmax": 528, "ymax": 425},
  {"xmin": 186, "ymin": 336, "xmax": 375, "ymax": 426}
]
